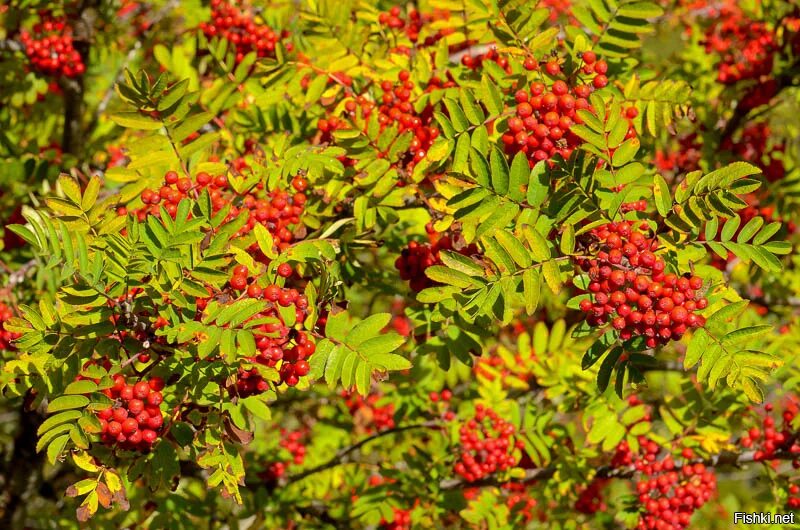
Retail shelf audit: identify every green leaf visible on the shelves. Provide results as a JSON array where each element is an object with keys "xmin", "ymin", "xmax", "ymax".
[
  {"xmin": 742, "ymin": 377, "xmax": 764, "ymax": 403},
  {"xmin": 109, "ymin": 112, "xmax": 163, "ymax": 130},
  {"xmin": 358, "ymin": 334, "xmax": 406, "ymax": 357},
  {"xmin": 684, "ymin": 328, "xmax": 708, "ymax": 369},
  {"xmin": 439, "ymin": 251, "xmax": 484, "ymax": 276},
  {"xmin": 443, "ymin": 99, "xmax": 469, "ymax": 132},
  {"xmin": 521, "ymin": 225, "xmax": 550, "ymax": 262},
  {"xmin": 737, "ymin": 216, "xmax": 763, "ymax": 243},
  {"xmin": 494, "ymin": 230, "xmax": 532, "ymax": 268},
  {"xmin": 720, "ymin": 216, "xmax": 740, "ymax": 242},
  {"xmin": 47, "ymin": 434, "xmax": 70, "ymax": 464},
  {"xmin": 522, "ymin": 268, "xmax": 541, "ymax": 315},
  {"xmin": 370, "ymin": 353, "xmax": 412, "ymax": 371},
  {"xmin": 37, "ymin": 410, "xmax": 82, "ymax": 436},
  {"xmin": 612, "ymin": 138, "xmax": 639, "ymax": 166},
  {"xmin": 64, "ymin": 380, "xmax": 98, "ymax": 395},
  {"xmin": 704, "ymin": 217, "xmax": 719, "ymax": 242},
  {"xmin": 48, "ymin": 395, "xmax": 90, "ymax": 413},
  {"xmin": 469, "ymin": 148, "xmax": 491, "ymax": 187},
  {"xmin": 253, "ymin": 224, "xmax": 278, "ymax": 259},
  {"xmin": 425, "ymin": 266, "xmax": 481, "ymax": 288},
  {"xmin": 598, "ymin": 347, "xmax": 624, "ymax": 393},
  {"xmin": 345, "ymin": 314, "xmax": 392, "ymax": 347},
  {"xmin": 653, "ymin": 174, "xmax": 671, "ymax": 217},
  {"xmin": 560, "ymin": 225, "xmax": 575, "ymax": 255},
  {"xmin": 489, "ymin": 146, "xmax": 509, "ymax": 194},
  {"xmin": 582, "ymin": 331, "xmax": 615, "ymax": 370}
]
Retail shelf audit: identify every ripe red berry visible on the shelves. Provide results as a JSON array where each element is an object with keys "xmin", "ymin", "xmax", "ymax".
[
  {"xmin": 149, "ymin": 377, "xmax": 165, "ymax": 391},
  {"xmin": 133, "ymin": 381, "xmax": 151, "ymax": 399},
  {"xmin": 128, "ymin": 399, "xmax": 144, "ymax": 414},
  {"xmin": 122, "ymin": 417, "xmax": 139, "ymax": 434},
  {"xmin": 112, "ymin": 407, "xmax": 129, "ymax": 422},
  {"xmin": 523, "ymin": 57, "xmax": 537, "ymax": 70},
  {"xmin": 295, "ymin": 359, "xmax": 310, "ymax": 376},
  {"xmin": 230, "ymin": 275, "xmax": 248, "ymax": 290},
  {"xmin": 107, "ymin": 421, "xmax": 122, "ymax": 437},
  {"xmin": 277, "ymin": 263, "xmax": 293, "ymax": 278},
  {"xmin": 141, "ymin": 429, "xmax": 158, "ymax": 444}
]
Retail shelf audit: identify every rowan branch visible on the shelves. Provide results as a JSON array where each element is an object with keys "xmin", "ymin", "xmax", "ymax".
[
  {"xmin": 439, "ymin": 448, "xmax": 799, "ymax": 491},
  {"xmin": 283, "ymin": 421, "xmax": 443, "ymax": 486}
]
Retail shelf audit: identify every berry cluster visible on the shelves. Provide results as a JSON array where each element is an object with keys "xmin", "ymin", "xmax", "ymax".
[
  {"xmin": 620, "ymin": 199, "xmax": 648, "ymax": 213},
  {"xmin": 789, "ymin": 483, "xmax": 800, "ymax": 509},
  {"xmin": 502, "ymin": 52, "xmax": 622, "ymax": 166},
  {"xmin": 257, "ymin": 428, "xmax": 308, "ymax": 482},
  {"xmin": 739, "ymin": 401, "xmax": 800, "ymax": 463},
  {"xmin": 654, "ymin": 133, "xmax": 702, "ymax": 175},
  {"xmin": 199, "ymin": 0, "xmax": 291, "ymax": 64},
  {"xmin": 0, "ymin": 303, "xmax": 20, "ymax": 351},
  {"xmin": 319, "ymin": 71, "xmax": 440, "ymax": 174},
  {"xmin": 721, "ymin": 122, "xmax": 785, "ymax": 183},
  {"xmin": 502, "ymin": 482, "xmax": 538, "ymax": 523},
  {"xmin": 395, "ymin": 231, "xmax": 477, "ymax": 292},
  {"xmin": 97, "ymin": 376, "xmax": 165, "ymax": 451},
  {"xmin": 703, "ymin": 5, "xmax": 776, "ymax": 84},
  {"xmin": 226, "ymin": 264, "xmax": 313, "ymax": 391},
  {"xmin": 738, "ymin": 78, "xmax": 779, "ymax": 112},
  {"xmin": 343, "ymin": 390, "xmax": 396, "ymax": 433},
  {"xmin": 379, "ymin": 507, "xmax": 412, "ymax": 530},
  {"xmin": 20, "ymin": 16, "xmax": 85, "ymax": 78},
  {"xmin": 574, "ymin": 478, "xmax": 609, "ymax": 514},
  {"xmin": 453, "ymin": 404, "xmax": 523, "ymax": 482},
  {"xmin": 125, "ymin": 170, "xmax": 307, "ymax": 255},
  {"xmin": 461, "ymin": 48, "xmax": 512, "ymax": 73},
  {"xmin": 378, "ymin": 6, "xmax": 453, "ymax": 53},
  {"xmin": 429, "ymin": 389, "xmax": 456, "ymax": 422},
  {"xmin": 620, "ymin": 440, "xmax": 717, "ymax": 530},
  {"xmin": 542, "ymin": 0, "xmax": 576, "ymax": 23},
  {"xmin": 2, "ymin": 205, "xmax": 26, "ymax": 251},
  {"xmin": 576, "ymin": 221, "xmax": 708, "ymax": 348}
]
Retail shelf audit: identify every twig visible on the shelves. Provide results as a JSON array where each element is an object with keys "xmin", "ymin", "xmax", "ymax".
[
  {"xmin": 0, "ymin": 39, "xmax": 24, "ymax": 53},
  {"xmin": 86, "ymin": 0, "xmax": 180, "ymax": 136},
  {"xmin": 718, "ymin": 61, "xmax": 800, "ymax": 146},
  {"xmin": 7, "ymin": 259, "xmax": 37, "ymax": 287},
  {"xmin": 283, "ymin": 421, "xmax": 442, "ymax": 486}
]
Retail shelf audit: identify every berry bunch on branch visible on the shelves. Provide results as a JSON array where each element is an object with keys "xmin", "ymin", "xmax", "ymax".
[{"xmin": 20, "ymin": 15, "xmax": 85, "ymax": 78}]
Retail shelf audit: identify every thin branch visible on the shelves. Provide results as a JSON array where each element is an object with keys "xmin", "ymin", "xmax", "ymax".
[
  {"xmin": 0, "ymin": 39, "xmax": 24, "ymax": 53},
  {"xmin": 86, "ymin": 0, "xmax": 180, "ymax": 136},
  {"xmin": 718, "ymin": 60, "xmax": 800, "ymax": 146},
  {"xmin": 283, "ymin": 421, "xmax": 442, "ymax": 486}
]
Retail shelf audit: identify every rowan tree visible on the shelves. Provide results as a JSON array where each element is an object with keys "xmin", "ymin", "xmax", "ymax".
[{"xmin": 1, "ymin": 1, "xmax": 800, "ymax": 529}]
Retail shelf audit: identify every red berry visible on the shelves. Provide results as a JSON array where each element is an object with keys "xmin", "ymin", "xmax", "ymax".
[{"xmin": 277, "ymin": 263, "xmax": 293, "ymax": 278}]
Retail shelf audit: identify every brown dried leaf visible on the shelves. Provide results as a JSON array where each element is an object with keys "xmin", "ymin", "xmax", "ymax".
[
  {"xmin": 95, "ymin": 482, "xmax": 112, "ymax": 509},
  {"xmin": 76, "ymin": 506, "xmax": 91, "ymax": 522}
]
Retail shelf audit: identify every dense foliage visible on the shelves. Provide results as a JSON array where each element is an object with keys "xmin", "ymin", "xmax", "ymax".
[{"xmin": 1, "ymin": 0, "xmax": 800, "ymax": 528}]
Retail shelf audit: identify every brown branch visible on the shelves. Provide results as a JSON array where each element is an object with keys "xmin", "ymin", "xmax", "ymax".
[
  {"xmin": 0, "ymin": 39, "xmax": 24, "ymax": 53},
  {"xmin": 0, "ymin": 397, "xmax": 45, "ymax": 528},
  {"xmin": 60, "ymin": 1, "xmax": 100, "ymax": 157},
  {"xmin": 283, "ymin": 421, "xmax": 442, "ymax": 486},
  {"xmin": 718, "ymin": 60, "xmax": 800, "ymax": 147}
]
